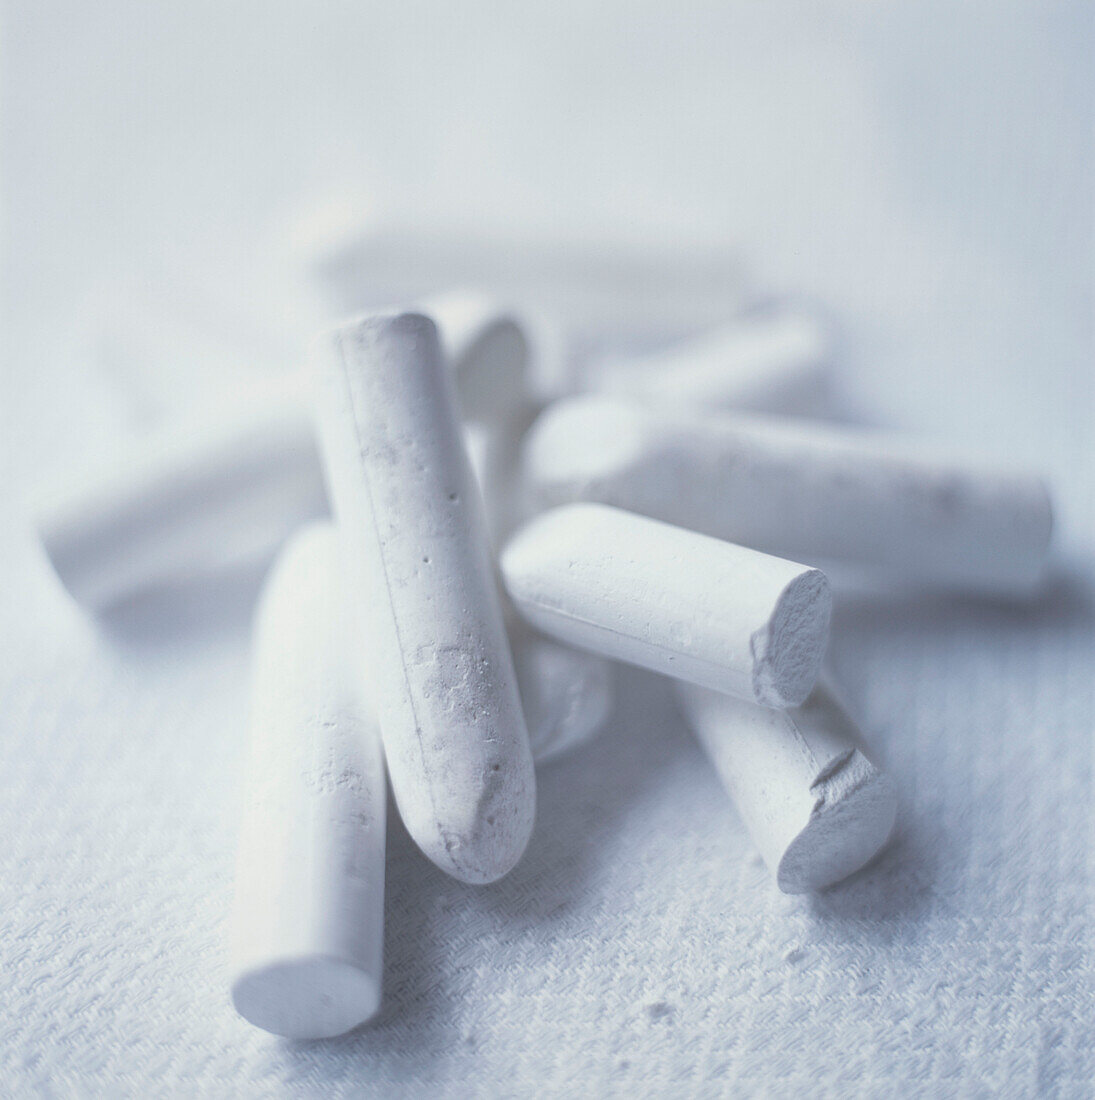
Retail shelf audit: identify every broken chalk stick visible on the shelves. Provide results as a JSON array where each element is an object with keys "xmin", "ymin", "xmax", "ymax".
[
  {"xmin": 675, "ymin": 679, "xmax": 897, "ymax": 893},
  {"xmin": 501, "ymin": 503, "xmax": 831, "ymax": 709}
]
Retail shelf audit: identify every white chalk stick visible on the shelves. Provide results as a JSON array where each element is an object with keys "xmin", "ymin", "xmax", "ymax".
[
  {"xmin": 37, "ymin": 296, "xmax": 529, "ymax": 612},
  {"xmin": 230, "ymin": 523, "xmax": 385, "ymax": 1039},
  {"xmin": 462, "ymin": 421, "xmax": 523, "ymax": 550},
  {"xmin": 524, "ymin": 395, "xmax": 1053, "ymax": 595},
  {"xmin": 675, "ymin": 680, "xmax": 897, "ymax": 893},
  {"xmin": 314, "ymin": 312, "xmax": 535, "ymax": 885},
  {"xmin": 585, "ymin": 309, "xmax": 832, "ymax": 416},
  {"xmin": 299, "ymin": 201, "xmax": 747, "ymax": 343},
  {"xmin": 38, "ymin": 398, "xmax": 326, "ymax": 611},
  {"xmin": 501, "ymin": 503, "xmax": 831, "ymax": 708}
]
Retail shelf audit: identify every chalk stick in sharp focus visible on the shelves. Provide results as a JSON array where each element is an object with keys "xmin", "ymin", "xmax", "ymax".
[
  {"xmin": 585, "ymin": 308, "xmax": 832, "ymax": 416},
  {"xmin": 230, "ymin": 523, "xmax": 385, "ymax": 1039},
  {"xmin": 675, "ymin": 680, "xmax": 898, "ymax": 893},
  {"xmin": 524, "ymin": 395, "xmax": 1053, "ymax": 595},
  {"xmin": 314, "ymin": 312, "xmax": 535, "ymax": 885},
  {"xmin": 500, "ymin": 503, "xmax": 831, "ymax": 708}
]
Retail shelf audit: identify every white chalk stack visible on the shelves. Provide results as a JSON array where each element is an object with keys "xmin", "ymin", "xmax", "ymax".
[
  {"xmin": 496, "ymin": 502, "xmax": 898, "ymax": 895},
  {"xmin": 524, "ymin": 394, "xmax": 1053, "ymax": 595},
  {"xmin": 314, "ymin": 312, "xmax": 536, "ymax": 885},
  {"xmin": 230, "ymin": 523, "xmax": 385, "ymax": 1039},
  {"xmin": 36, "ymin": 222, "xmax": 1058, "ymax": 1033},
  {"xmin": 675, "ymin": 681, "xmax": 898, "ymax": 893},
  {"xmin": 37, "ymin": 294, "xmax": 615, "ymax": 772}
]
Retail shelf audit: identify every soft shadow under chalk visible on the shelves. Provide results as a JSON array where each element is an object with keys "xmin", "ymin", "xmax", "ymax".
[
  {"xmin": 804, "ymin": 816, "xmax": 939, "ymax": 942},
  {"xmin": 279, "ymin": 664, "xmax": 687, "ymax": 1078},
  {"xmin": 467, "ymin": 665, "xmax": 689, "ymax": 929},
  {"xmin": 807, "ymin": 562, "xmax": 1095, "ymax": 942}
]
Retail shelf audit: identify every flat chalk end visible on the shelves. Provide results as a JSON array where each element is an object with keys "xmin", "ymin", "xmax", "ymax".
[
  {"xmin": 776, "ymin": 753, "xmax": 898, "ymax": 894},
  {"xmin": 751, "ymin": 567, "xmax": 832, "ymax": 708},
  {"xmin": 232, "ymin": 957, "xmax": 381, "ymax": 1039}
]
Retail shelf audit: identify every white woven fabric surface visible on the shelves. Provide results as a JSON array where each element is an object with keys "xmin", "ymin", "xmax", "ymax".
[{"xmin": 2, "ymin": 3, "xmax": 1092, "ymax": 1095}]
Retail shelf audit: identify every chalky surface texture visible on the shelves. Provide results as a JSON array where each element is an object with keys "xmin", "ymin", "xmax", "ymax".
[{"xmin": 3, "ymin": 3, "xmax": 1092, "ymax": 1095}]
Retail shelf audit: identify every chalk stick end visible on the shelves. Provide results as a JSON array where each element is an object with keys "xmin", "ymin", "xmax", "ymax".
[
  {"xmin": 776, "ymin": 753, "xmax": 898, "ymax": 894},
  {"xmin": 232, "ymin": 957, "xmax": 381, "ymax": 1039},
  {"xmin": 751, "ymin": 567, "xmax": 832, "ymax": 708}
]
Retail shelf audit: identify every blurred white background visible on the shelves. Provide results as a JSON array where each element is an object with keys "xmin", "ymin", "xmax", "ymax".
[
  {"xmin": 6, "ymin": 3, "xmax": 1092, "ymax": 480},
  {"xmin": 2, "ymin": 3, "xmax": 1092, "ymax": 1095}
]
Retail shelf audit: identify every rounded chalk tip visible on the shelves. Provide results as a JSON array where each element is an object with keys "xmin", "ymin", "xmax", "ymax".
[
  {"xmin": 419, "ymin": 289, "xmax": 531, "ymax": 397},
  {"xmin": 408, "ymin": 777, "xmax": 537, "ymax": 886},
  {"xmin": 231, "ymin": 956, "xmax": 381, "ymax": 1039},
  {"xmin": 321, "ymin": 309, "xmax": 439, "ymax": 359},
  {"xmin": 776, "ymin": 764, "xmax": 898, "ymax": 894},
  {"xmin": 437, "ymin": 816, "xmax": 536, "ymax": 887},
  {"xmin": 524, "ymin": 395, "xmax": 651, "ymax": 503},
  {"xmin": 362, "ymin": 308, "xmax": 438, "ymax": 341},
  {"xmin": 751, "ymin": 567, "xmax": 832, "ymax": 708}
]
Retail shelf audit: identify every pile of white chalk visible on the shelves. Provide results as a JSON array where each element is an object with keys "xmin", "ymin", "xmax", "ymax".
[{"xmin": 38, "ymin": 243, "xmax": 1054, "ymax": 1041}]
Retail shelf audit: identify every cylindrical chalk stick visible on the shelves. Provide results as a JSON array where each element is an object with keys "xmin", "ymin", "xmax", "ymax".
[
  {"xmin": 675, "ymin": 680, "xmax": 897, "ymax": 893},
  {"xmin": 586, "ymin": 309, "xmax": 832, "ymax": 416},
  {"xmin": 501, "ymin": 503, "xmax": 831, "ymax": 708},
  {"xmin": 38, "ymin": 399, "xmax": 326, "ymax": 611},
  {"xmin": 314, "ymin": 312, "xmax": 535, "ymax": 885},
  {"xmin": 230, "ymin": 523, "xmax": 385, "ymax": 1039},
  {"xmin": 524, "ymin": 395, "xmax": 1053, "ymax": 595}
]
